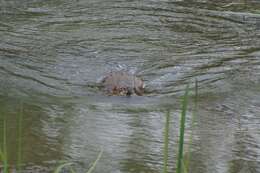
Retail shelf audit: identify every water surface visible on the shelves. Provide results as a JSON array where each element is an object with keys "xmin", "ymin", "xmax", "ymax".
[{"xmin": 0, "ymin": 0, "xmax": 260, "ymax": 172}]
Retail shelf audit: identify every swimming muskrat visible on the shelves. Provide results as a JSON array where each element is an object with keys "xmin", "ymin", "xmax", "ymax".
[{"xmin": 101, "ymin": 71, "xmax": 145, "ymax": 96}]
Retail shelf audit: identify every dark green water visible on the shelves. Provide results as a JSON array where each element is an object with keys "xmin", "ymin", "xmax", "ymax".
[{"xmin": 0, "ymin": 0, "xmax": 260, "ymax": 172}]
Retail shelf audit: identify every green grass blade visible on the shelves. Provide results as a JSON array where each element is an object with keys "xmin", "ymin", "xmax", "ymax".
[
  {"xmin": 0, "ymin": 150, "xmax": 8, "ymax": 173},
  {"xmin": 195, "ymin": 79, "xmax": 198, "ymax": 109},
  {"xmin": 17, "ymin": 103, "xmax": 23, "ymax": 173},
  {"xmin": 182, "ymin": 159, "xmax": 188, "ymax": 173},
  {"xmin": 3, "ymin": 118, "xmax": 8, "ymax": 173},
  {"xmin": 0, "ymin": 148, "xmax": 7, "ymax": 168},
  {"xmin": 184, "ymin": 79, "xmax": 198, "ymax": 172},
  {"xmin": 176, "ymin": 84, "xmax": 190, "ymax": 173},
  {"xmin": 86, "ymin": 149, "xmax": 103, "ymax": 173},
  {"xmin": 53, "ymin": 162, "xmax": 74, "ymax": 173},
  {"xmin": 0, "ymin": 119, "xmax": 5, "ymax": 168},
  {"xmin": 69, "ymin": 167, "xmax": 77, "ymax": 173},
  {"xmin": 163, "ymin": 110, "xmax": 170, "ymax": 173}
]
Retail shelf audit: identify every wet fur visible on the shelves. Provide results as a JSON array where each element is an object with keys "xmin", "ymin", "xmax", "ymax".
[{"xmin": 102, "ymin": 71, "xmax": 144, "ymax": 96}]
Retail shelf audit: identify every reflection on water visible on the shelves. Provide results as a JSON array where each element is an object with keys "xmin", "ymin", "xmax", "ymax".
[{"xmin": 0, "ymin": 0, "xmax": 260, "ymax": 172}]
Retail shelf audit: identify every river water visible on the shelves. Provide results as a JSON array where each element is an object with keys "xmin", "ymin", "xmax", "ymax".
[{"xmin": 0, "ymin": 0, "xmax": 260, "ymax": 173}]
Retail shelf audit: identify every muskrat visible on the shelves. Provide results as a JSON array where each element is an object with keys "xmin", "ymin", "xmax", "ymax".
[{"xmin": 101, "ymin": 71, "xmax": 145, "ymax": 96}]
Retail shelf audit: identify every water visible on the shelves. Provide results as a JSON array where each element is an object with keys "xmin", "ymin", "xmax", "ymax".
[{"xmin": 0, "ymin": 0, "xmax": 260, "ymax": 172}]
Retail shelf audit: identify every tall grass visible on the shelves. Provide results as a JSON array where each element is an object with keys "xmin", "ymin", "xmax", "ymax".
[
  {"xmin": 16, "ymin": 104, "xmax": 23, "ymax": 173},
  {"xmin": 176, "ymin": 84, "xmax": 190, "ymax": 173},
  {"xmin": 184, "ymin": 80, "xmax": 198, "ymax": 173},
  {"xmin": 86, "ymin": 149, "xmax": 103, "ymax": 173},
  {"xmin": 0, "ymin": 117, "xmax": 8, "ymax": 173},
  {"xmin": 0, "ymin": 82, "xmax": 198, "ymax": 173},
  {"xmin": 0, "ymin": 104, "xmax": 24, "ymax": 173},
  {"xmin": 162, "ymin": 81, "xmax": 198, "ymax": 173},
  {"xmin": 163, "ymin": 110, "xmax": 170, "ymax": 173},
  {"xmin": 0, "ymin": 105, "xmax": 103, "ymax": 173}
]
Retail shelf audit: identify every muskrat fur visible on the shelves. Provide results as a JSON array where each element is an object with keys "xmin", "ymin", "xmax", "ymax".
[{"xmin": 101, "ymin": 71, "xmax": 144, "ymax": 96}]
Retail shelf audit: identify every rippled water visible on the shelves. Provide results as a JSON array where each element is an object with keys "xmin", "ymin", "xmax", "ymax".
[{"xmin": 0, "ymin": 0, "xmax": 260, "ymax": 173}]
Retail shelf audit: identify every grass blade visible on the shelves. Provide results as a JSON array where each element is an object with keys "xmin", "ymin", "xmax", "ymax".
[
  {"xmin": 53, "ymin": 149, "xmax": 103, "ymax": 173},
  {"xmin": 176, "ymin": 84, "xmax": 189, "ymax": 173},
  {"xmin": 0, "ymin": 148, "xmax": 7, "ymax": 172},
  {"xmin": 17, "ymin": 103, "xmax": 23, "ymax": 173},
  {"xmin": 86, "ymin": 149, "xmax": 103, "ymax": 173},
  {"xmin": 163, "ymin": 110, "xmax": 170, "ymax": 173},
  {"xmin": 182, "ymin": 159, "xmax": 188, "ymax": 173},
  {"xmin": 70, "ymin": 167, "xmax": 77, "ymax": 173},
  {"xmin": 184, "ymin": 79, "xmax": 198, "ymax": 172},
  {"xmin": 54, "ymin": 162, "xmax": 74, "ymax": 173},
  {"xmin": 3, "ymin": 118, "xmax": 8, "ymax": 173}
]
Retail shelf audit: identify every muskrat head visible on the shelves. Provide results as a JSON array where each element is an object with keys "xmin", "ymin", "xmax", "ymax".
[
  {"xmin": 119, "ymin": 87, "xmax": 133, "ymax": 96},
  {"xmin": 102, "ymin": 71, "xmax": 145, "ymax": 96}
]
